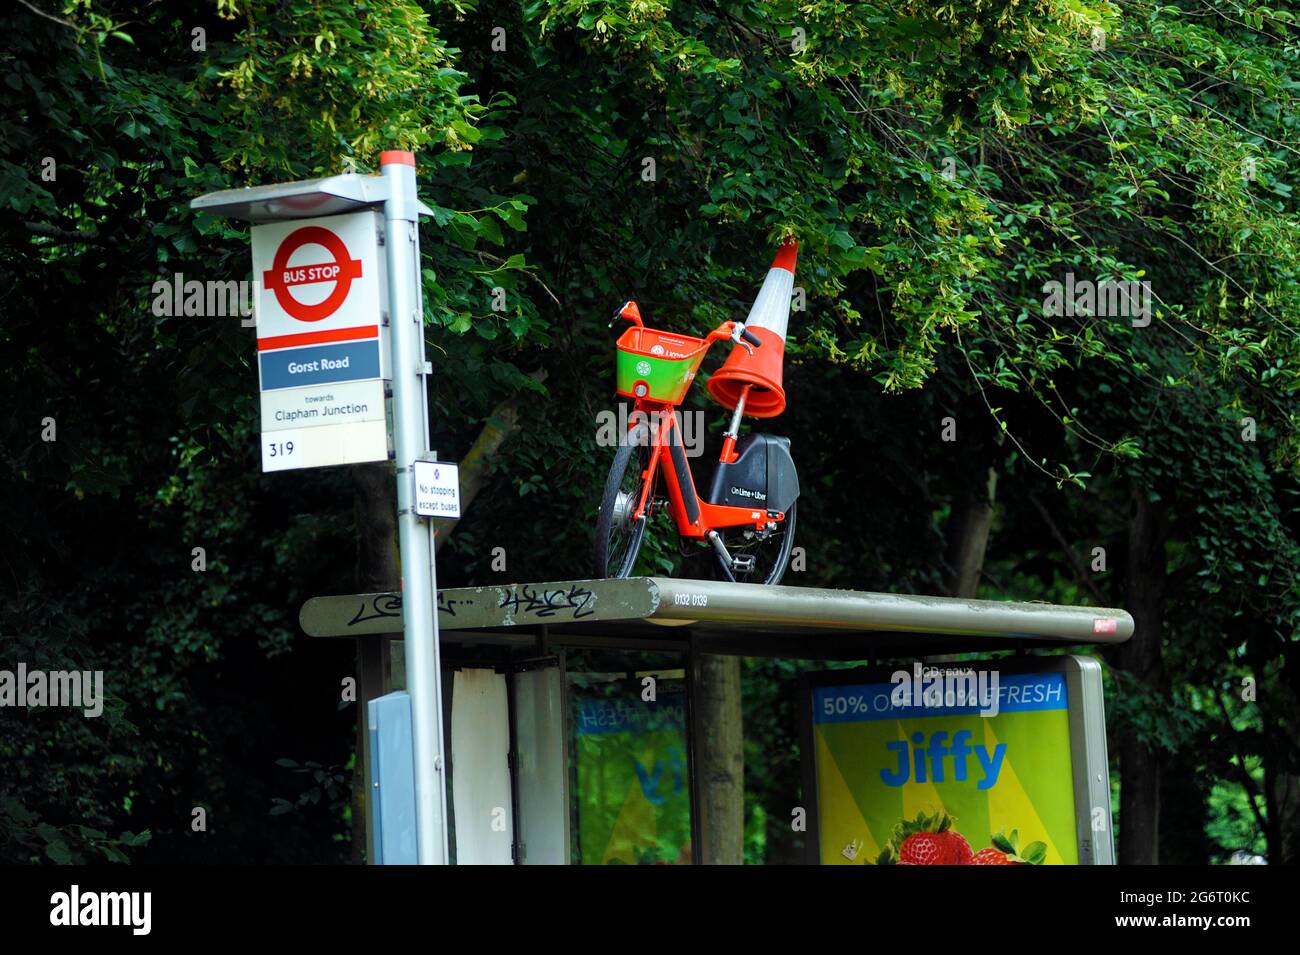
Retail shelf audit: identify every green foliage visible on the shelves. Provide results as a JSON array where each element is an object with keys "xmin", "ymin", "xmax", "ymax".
[
  {"xmin": 3, "ymin": 0, "xmax": 1298, "ymax": 864},
  {"xmin": 269, "ymin": 759, "xmax": 352, "ymax": 846}
]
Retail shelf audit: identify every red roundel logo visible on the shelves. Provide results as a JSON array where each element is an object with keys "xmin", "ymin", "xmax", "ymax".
[{"xmin": 262, "ymin": 226, "xmax": 363, "ymax": 322}]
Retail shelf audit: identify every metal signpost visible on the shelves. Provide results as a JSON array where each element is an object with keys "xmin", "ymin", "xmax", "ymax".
[
  {"xmin": 193, "ymin": 151, "xmax": 450, "ymax": 864},
  {"xmin": 377, "ymin": 152, "xmax": 449, "ymax": 865}
]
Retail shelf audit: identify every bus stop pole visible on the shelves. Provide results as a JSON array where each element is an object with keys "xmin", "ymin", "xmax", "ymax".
[{"xmin": 380, "ymin": 150, "xmax": 449, "ymax": 864}]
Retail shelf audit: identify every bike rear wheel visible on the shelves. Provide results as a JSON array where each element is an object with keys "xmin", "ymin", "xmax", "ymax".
[{"xmin": 593, "ymin": 435, "xmax": 655, "ymax": 578}]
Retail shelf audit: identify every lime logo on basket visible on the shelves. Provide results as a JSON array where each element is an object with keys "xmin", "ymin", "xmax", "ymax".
[{"xmin": 636, "ymin": 361, "xmax": 652, "ymax": 376}]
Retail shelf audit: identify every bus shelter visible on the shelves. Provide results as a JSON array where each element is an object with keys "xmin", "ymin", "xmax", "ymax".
[{"xmin": 301, "ymin": 578, "xmax": 1133, "ymax": 865}]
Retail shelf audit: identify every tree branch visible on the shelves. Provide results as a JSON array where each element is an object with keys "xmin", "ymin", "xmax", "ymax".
[
  {"xmin": 15, "ymin": 0, "xmax": 79, "ymax": 31},
  {"xmin": 1027, "ymin": 492, "xmax": 1110, "ymax": 605},
  {"xmin": 25, "ymin": 222, "xmax": 100, "ymax": 242},
  {"xmin": 474, "ymin": 251, "xmax": 562, "ymax": 309}
]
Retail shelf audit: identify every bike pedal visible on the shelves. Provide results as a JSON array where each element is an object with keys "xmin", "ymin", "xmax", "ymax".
[{"xmin": 732, "ymin": 554, "xmax": 756, "ymax": 573}]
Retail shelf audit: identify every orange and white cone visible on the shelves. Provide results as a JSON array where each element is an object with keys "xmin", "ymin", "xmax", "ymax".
[{"xmin": 707, "ymin": 240, "xmax": 797, "ymax": 418}]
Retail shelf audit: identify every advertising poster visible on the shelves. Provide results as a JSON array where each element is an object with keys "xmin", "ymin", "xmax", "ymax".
[
  {"xmin": 573, "ymin": 689, "xmax": 692, "ymax": 865},
  {"xmin": 810, "ymin": 666, "xmax": 1081, "ymax": 865}
]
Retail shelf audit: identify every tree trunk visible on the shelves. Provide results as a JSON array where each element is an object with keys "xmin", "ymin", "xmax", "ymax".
[
  {"xmin": 929, "ymin": 460, "xmax": 999, "ymax": 665},
  {"xmin": 350, "ymin": 462, "xmax": 399, "ymax": 864},
  {"xmin": 1265, "ymin": 762, "xmax": 1300, "ymax": 864},
  {"xmin": 944, "ymin": 460, "xmax": 999, "ymax": 598},
  {"xmin": 433, "ymin": 369, "xmax": 547, "ymax": 553},
  {"xmin": 1262, "ymin": 646, "xmax": 1300, "ymax": 863},
  {"xmin": 692, "ymin": 653, "xmax": 744, "ymax": 864},
  {"xmin": 1118, "ymin": 484, "xmax": 1168, "ymax": 865}
]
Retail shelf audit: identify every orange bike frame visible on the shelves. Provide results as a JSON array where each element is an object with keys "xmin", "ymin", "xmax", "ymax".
[{"xmin": 626, "ymin": 396, "xmax": 787, "ymax": 540}]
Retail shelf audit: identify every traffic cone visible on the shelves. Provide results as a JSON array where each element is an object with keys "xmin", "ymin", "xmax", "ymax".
[{"xmin": 707, "ymin": 240, "xmax": 797, "ymax": 418}]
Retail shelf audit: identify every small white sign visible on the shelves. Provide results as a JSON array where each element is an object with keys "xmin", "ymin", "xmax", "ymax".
[{"xmin": 413, "ymin": 460, "xmax": 461, "ymax": 519}]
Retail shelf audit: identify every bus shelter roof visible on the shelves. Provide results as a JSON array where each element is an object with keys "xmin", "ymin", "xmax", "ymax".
[{"xmin": 300, "ymin": 577, "xmax": 1133, "ymax": 660}]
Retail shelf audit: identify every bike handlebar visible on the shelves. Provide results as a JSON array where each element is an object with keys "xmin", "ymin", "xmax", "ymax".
[
  {"xmin": 611, "ymin": 300, "xmax": 644, "ymax": 328},
  {"xmin": 609, "ymin": 306, "xmax": 760, "ymax": 350},
  {"xmin": 702, "ymin": 322, "xmax": 763, "ymax": 353}
]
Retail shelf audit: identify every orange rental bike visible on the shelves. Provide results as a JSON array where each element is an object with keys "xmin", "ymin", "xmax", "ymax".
[{"xmin": 593, "ymin": 300, "xmax": 799, "ymax": 584}]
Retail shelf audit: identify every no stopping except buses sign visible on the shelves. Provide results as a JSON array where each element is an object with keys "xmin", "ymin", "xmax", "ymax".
[{"xmin": 251, "ymin": 211, "xmax": 391, "ymax": 471}]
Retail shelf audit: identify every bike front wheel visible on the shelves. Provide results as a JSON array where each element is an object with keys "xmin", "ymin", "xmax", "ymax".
[{"xmin": 593, "ymin": 436, "xmax": 655, "ymax": 578}]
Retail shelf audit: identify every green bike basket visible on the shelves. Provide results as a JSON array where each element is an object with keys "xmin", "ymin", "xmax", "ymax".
[{"xmin": 615, "ymin": 327, "xmax": 709, "ymax": 404}]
